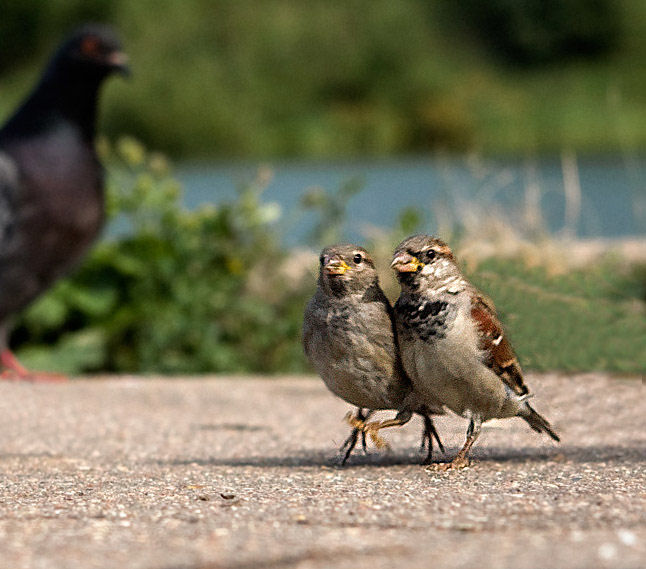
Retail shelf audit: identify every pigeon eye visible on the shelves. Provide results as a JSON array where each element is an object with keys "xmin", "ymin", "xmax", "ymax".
[
  {"xmin": 353, "ymin": 253, "xmax": 363, "ymax": 264},
  {"xmin": 81, "ymin": 37, "xmax": 101, "ymax": 58}
]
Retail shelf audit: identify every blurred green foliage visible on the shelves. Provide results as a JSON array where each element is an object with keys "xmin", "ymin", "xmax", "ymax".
[
  {"xmin": 467, "ymin": 259, "xmax": 646, "ymax": 373},
  {"xmin": 453, "ymin": 0, "xmax": 621, "ymax": 65},
  {"xmin": 10, "ymin": 141, "xmax": 646, "ymax": 375},
  {"xmin": 0, "ymin": 0, "xmax": 113, "ymax": 72},
  {"xmin": 2, "ymin": 0, "xmax": 646, "ymax": 158},
  {"xmin": 12, "ymin": 139, "xmax": 312, "ymax": 374}
]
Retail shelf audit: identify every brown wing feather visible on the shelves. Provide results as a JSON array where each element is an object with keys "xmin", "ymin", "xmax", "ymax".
[{"xmin": 470, "ymin": 294, "xmax": 529, "ymax": 396}]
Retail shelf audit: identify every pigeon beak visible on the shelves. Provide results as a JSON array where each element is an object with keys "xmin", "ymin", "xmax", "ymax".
[
  {"xmin": 391, "ymin": 253, "xmax": 424, "ymax": 273},
  {"xmin": 108, "ymin": 51, "xmax": 130, "ymax": 76},
  {"xmin": 324, "ymin": 259, "xmax": 351, "ymax": 275}
]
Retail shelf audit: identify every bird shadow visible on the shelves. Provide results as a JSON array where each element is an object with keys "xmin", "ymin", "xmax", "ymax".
[
  {"xmin": 470, "ymin": 443, "xmax": 645, "ymax": 465},
  {"xmin": 154, "ymin": 443, "xmax": 645, "ymax": 469},
  {"xmin": 193, "ymin": 423, "xmax": 265, "ymax": 432},
  {"xmin": 159, "ymin": 451, "xmax": 424, "ymax": 469}
]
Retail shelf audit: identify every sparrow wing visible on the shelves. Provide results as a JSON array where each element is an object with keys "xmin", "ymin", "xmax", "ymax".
[{"xmin": 470, "ymin": 293, "xmax": 529, "ymax": 396}]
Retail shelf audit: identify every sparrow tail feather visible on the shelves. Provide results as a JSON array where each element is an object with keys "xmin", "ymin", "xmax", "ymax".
[{"xmin": 521, "ymin": 403, "xmax": 560, "ymax": 442}]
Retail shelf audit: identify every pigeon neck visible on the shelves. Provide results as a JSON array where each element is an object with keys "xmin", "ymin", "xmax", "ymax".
[
  {"xmin": 6, "ymin": 68, "xmax": 104, "ymax": 142},
  {"xmin": 38, "ymin": 70, "xmax": 103, "ymax": 139}
]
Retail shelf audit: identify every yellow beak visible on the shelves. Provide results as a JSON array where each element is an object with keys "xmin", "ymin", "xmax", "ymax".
[
  {"xmin": 390, "ymin": 253, "xmax": 424, "ymax": 273},
  {"xmin": 324, "ymin": 259, "xmax": 351, "ymax": 275}
]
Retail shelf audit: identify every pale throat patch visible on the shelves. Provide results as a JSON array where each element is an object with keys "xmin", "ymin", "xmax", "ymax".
[{"xmin": 420, "ymin": 258, "xmax": 465, "ymax": 294}]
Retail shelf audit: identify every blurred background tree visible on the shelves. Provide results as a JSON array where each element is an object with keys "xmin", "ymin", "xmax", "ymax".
[
  {"xmin": 1, "ymin": 0, "xmax": 645, "ymax": 158},
  {"xmin": 13, "ymin": 140, "xmax": 311, "ymax": 374},
  {"xmin": 451, "ymin": 0, "xmax": 621, "ymax": 65}
]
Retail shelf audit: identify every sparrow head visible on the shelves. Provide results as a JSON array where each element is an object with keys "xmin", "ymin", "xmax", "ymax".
[
  {"xmin": 48, "ymin": 24, "xmax": 130, "ymax": 81},
  {"xmin": 318, "ymin": 244, "xmax": 378, "ymax": 297},
  {"xmin": 391, "ymin": 234, "xmax": 461, "ymax": 291}
]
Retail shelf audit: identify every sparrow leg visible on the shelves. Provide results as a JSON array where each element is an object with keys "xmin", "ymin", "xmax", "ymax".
[
  {"xmin": 356, "ymin": 409, "xmax": 414, "ymax": 450},
  {"xmin": 338, "ymin": 409, "xmax": 373, "ymax": 465},
  {"xmin": 346, "ymin": 409, "xmax": 395, "ymax": 450},
  {"xmin": 339, "ymin": 428, "xmax": 358, "ymax": 466},
  {"xmin": 420, "ymin": 414, "xmax": 444, "ymax": 464},
  {"xmin": 0, "ymin": 349, "xmax": 67, "ymax": 382},
  {"xmin": 430, "ymin": 416, "xmax": 482, "ymax": 471}
]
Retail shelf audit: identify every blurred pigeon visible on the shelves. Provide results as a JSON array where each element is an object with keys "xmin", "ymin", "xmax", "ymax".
[{"xmin": 0, "ymin": 24, "xmax": 128, "ymax": 379}]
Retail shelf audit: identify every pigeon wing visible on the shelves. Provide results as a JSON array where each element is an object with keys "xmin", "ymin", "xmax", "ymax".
[{"xmin": 0, "ymin": 153, "xmax": 18, "ymax": 264}]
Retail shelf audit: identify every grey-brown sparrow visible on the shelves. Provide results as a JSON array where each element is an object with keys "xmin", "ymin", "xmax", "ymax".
[
  {"xmin": 303, "ymin": 244, "xmax": 444, "ymax": 464},
  {"xmin": 386, "ymin": 235, "xmax": 559, "ymax": 469}
]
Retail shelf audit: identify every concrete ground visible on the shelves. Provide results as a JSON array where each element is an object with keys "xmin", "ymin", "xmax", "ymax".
[{"xmin": 0, "ymin": 373, "xmax": 643, "ymax": 569}]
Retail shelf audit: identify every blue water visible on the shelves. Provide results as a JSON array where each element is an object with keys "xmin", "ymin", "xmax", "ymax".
[{"xmin": 169, "ymin": 156, "xmax": 646, "ymax": 245}]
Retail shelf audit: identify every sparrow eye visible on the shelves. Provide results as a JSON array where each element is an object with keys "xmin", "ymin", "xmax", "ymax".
[
  {"xmin": 426, "ymin": 250, "xmax": 436, "ymax": 261},
  {"xmin": 319, "ymin": 254, "xmax": 327, "ymax": 265},
  {"xmin": 353, "ymin": 253, "xmax": 363, "ymax": 264}
]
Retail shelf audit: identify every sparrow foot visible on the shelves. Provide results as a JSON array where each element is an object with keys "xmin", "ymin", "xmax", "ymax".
[
  {"xmin": 428, "ymin": 419, "xmax": 480, "ymax": 471},
  {"xmin": 338, "ymin": 409, "xmax": 372, "ymax": 465},
  {"xmin": 419, "ymin": 414, "xmax": 444, "ymax": 464},
  {"xmin": 427, "ymin": 456, "xmax": 472, "ymax": 471},
  {"xmin": 345, "ymin": 414, "xmax": 391, "ymax": 451}
]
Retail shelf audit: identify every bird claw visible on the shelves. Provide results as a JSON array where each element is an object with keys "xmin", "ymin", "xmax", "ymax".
[
  {"xmin": 366, "ymin": 427, "xmax": 391, "ymax": 450},
  {"xmin": 426, "ymin": 456, "xmax": 472, "ymax": 472},
  {"xmin": 344, "ymin": 411, "xmax": 365, "ymax": 430},
  {"xmin": 344, "ymin": 414, "xmax": 391, "ymax": 451}
]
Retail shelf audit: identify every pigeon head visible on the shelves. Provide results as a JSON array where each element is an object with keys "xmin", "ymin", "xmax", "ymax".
[
  {"xmin": 318, "ymin": 244, "xmax": 379, "ymax": 297},
  {"xmin": 0, "ymin": 25, "xmax": 129, "ymax": 140},
  {"xmin": 391, "ymin": 234, "xmax": 461, "ymax": 291},
  {"xmin": 47, "ymin": 24, "xmax": 129, "ymax": 81}
]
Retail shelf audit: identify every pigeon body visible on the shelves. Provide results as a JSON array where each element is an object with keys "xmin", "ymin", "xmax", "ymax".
[
  {"xmin": 391, "ymin": 235, "xmax": 559, "ymax": 468},
  {"xmin": 303, "ymin": 244, "xmax": 443, "ymax": 464},
  {"xmin": 0, "ymin": 25, "xmax": 128, "ymax": 375}
]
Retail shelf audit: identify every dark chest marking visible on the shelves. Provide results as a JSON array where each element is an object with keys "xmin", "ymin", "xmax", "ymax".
[
  {"xmin": 327, "ymin": 304, "xmax": 353, "ymax": 334},
  {"xmin": 396, "ymin": 297, "xmax": 454, "ymax": 342}
]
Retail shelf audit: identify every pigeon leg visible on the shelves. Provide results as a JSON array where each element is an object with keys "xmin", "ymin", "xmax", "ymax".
[
  {"xmin": 1, "ymin": 349, "xmax": 29, "ymax": 377},
  {"xmin": 338, "ymin": 409, "xmax": 373, "ymax": 465},
  {"xmin": 420, "ymin": 414, "xmax": 444, "ymax": 464},
  {"xmin": 0, "ymin": 349, "xmax": 66, "ymax": 382},
  {"xmin": 430, "ymin": 416, "xmax": 482, "ymax": 471}
]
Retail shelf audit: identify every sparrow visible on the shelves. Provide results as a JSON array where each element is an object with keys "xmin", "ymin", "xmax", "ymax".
[
  {"xmin": 386, "ymin": 234, "xmax": 559, "ymax": 469},
  {"xmin": 303, "ymin": 244, "xmax": 444, "ymax": 465},
  {"xmin": 0, "ymin": 25, "xmax": 128, "ymax": 380}
]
